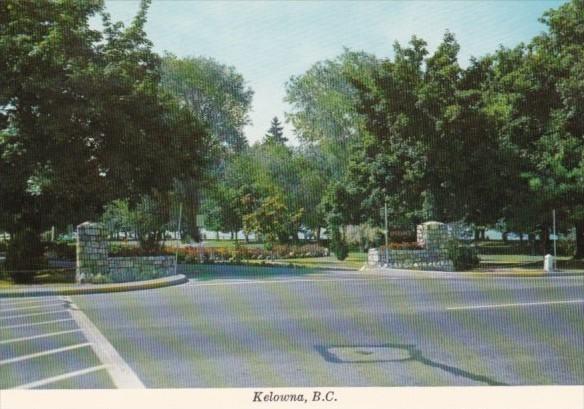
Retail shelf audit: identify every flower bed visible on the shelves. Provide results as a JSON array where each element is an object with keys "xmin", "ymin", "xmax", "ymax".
[
  {"xmin": 380, "ymin": 242, "xmax": 423, "ymax": 251},
  {"xmin": 169, "ymin": 243, "xmax": 329, "ymax": 264}
]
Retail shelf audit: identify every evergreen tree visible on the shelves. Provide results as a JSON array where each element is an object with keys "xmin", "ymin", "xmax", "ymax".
[{"xmin": 264, "ymin": 116, "xmax": 287, "ymax": 144}]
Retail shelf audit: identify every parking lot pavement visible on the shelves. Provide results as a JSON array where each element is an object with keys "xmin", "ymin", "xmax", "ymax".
[
  {"xmin": 2, "ymin": 272, "xmax": 582, "ymax": 389},
  {"xmin": 70, "ymin": 272, "xmax": 584, "ymax": 388},
  {"xmin": 0, "ymin": 296, "xmax": 143, "ymax": 389}
]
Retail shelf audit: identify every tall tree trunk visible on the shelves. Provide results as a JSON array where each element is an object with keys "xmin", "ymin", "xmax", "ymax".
[
  {"xmin": 528, "ymin": 232, "xmax": 536, "ymax": 255},
  {"xmin": 574, "ymin": 221, "xmax": 584, "ymax": 259},
  {"xmin": 316, "ymin": 226, "xmax": 321, "ymax": 245},
  {"xmin": 474, "ymin": 228, "xmax": 480, "ymax": 242},
  {"xmin": 502, "ymin": 231, "xmax": 509, "ymax": 244},
  {"xmin": 480, "ymin": 229, "xmax": 486, "ymax": 240}
]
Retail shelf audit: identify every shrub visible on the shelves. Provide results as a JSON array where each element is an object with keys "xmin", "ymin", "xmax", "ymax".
[
  {"xmin": 556, "ymin": 240, "xmax": 575, "ymax": 257},
  {"xmin": 333, "ymin": 240, "xmax": 349, "ymax": 260},
  {"xmin": 380, "ymin": 242, "xmax": 423, "ymax": 251},
  {"xmin": 44, "ymin": 241, "xmax": 76, "ymax": 260},
  {"xmin": 34, "ymin": 269, "xmax": 76, "ymax": 284},
  {"xmin": 109, "ymin": 244, "xmax": 163, "ymax": 257},
  {"xmin": 167, "ymin": 243, "xmax": 328, "ymax": 264},
  {"xmin": 6, "ymin": 229, "xmax": 47, "ymax": 284},
  {"xmin": 86, "ymin": 274, "xmax": 113, "ymax": 284},
  {"xmin": 447, "ymin": 241, "xmax": 480, "ymax": 271}
]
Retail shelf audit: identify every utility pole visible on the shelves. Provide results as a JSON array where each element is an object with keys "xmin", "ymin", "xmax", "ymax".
[
  {"xmin": 552, "ymin": 209, "xmax": 557, "ymax": 269},
  {"xmin": 174, "ymin": 203, "xmax": 183, "ymax": 276},
  {"xmin": 384, "ymin": 199, "xmax": 389, "ymax": 265}
]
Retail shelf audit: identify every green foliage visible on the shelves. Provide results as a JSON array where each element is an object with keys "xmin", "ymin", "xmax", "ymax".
[
  {"xmin": 34, "ymin": 269, "xmax": 76, "ymax": 284},
  {"xmin": 243, "ymin": 195, "xmax": 303, "ymax": 249},
  {"xmin": 101, "ymin": 195, "xmax": 171, "ymax": 252},
  {"xmin": 6, "ymin": 229, "xmax": 47, "ymax": 283},
  {"xmin": 161, "ymin": 54, "xmax": 253, "ymax": 153},
  {"xmin": 330, "ymin": 227, "xmax": 349, "ymax": 261},
  {"xmin": 85, "ymin": 274, "xmax": 114, "ymax": 285},
  {"xmin": 447, "ymin": 241, "xmax": 480, "ymax": 271},
  {"xmin": 0, "ymin": 0, "xmax": 210, "ymax": 266},
  {"xmin": 44, "ymin": 242, "xmax": 76, "ymax": 260},
  {"xmin": 264, "ymin": 116, "xmax": 287, "ymax": 145}
]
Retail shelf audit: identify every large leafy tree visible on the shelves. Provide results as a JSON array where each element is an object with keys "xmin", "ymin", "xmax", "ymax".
[
  {"xmin": 0, "ymin": 0, "xmax": 210, "ymax": 273},
  {"xmin": 285, "ymin": 50, "xmax": 378, "ymax": 180},
  {"xmin": 505, "ymin": 0, "xmax": 584, "ymax": 256},
  {"xmin": 161, "ymin": 55, "xmax": 253, "ymax": 153}
]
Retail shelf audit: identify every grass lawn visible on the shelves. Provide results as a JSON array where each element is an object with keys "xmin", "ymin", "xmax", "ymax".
[
  {"xmin": 0, "ymin": 279, "xmax": 13, "ymax": 288},
  {"xmin": 278, "ymin": 251, "xmax": 367, "ymax": 270},
  {"xmin": 181, "ymin": 263, "xmax": 315, "ymax": 280},
  {"xmin": 478, "ymin": 253, "xmax": 584, "ymax": 273},
  {"xmin": 200, "ymin": 239, "xmax": 264, "ymax": 249}
]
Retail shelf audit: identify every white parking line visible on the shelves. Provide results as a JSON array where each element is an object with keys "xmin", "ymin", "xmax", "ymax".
[
  {"xmin": 0, "ymin": 301, "xmax": 64, "ymax": 312},
  {"xmin": 0, "ymin": 329, "xmax": 82, "ymax": 344},
  {"xmin": 0, "ymin": 342, "xmax": 91, "ymax": 365},
  {"xmin": 0, "ymin": 318, "xmax": 75, "ymax": 330},
  {"xmin": 0, "ymin": 298, "xmax": 61, "ymax": 307},
  {"xmin": 446, "ymin": 299, "xmax": 584, "ymax": 311},
  {"xmin": 9, "ymin": 365, "xmax": 109, "ymax": 389},
  {"xmin": 61, "ymin": 296, "xmax": 145, "ymax": 388},
  {"xmin": 0, "ymin": 308, "xmax": 69, "ymax": 320}
]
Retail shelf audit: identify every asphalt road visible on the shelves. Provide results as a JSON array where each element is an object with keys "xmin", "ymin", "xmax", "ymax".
[{"xmin": 2, "ymin": 270, "xmax": 583, "ymax": 388}]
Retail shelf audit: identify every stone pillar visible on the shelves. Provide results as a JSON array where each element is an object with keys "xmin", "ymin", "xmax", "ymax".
[
  {"xmin": 417, "ymin": 221, "xmax": 450, "ymax": 253},
  {"xmin": 76, "ymin": 222, "xmax": 108, "ymax": 283}
]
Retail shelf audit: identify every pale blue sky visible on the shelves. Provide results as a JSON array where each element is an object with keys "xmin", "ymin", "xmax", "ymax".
[{"xmin": 103, "ymin": 0, "xmax": 565, "ymax": 144}]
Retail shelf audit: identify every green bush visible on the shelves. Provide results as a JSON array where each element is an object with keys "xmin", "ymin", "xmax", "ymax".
[
  {"xmin": 6, "ymin": 229, "xmax": 47, "ymax": 284},
  {"xmin": 332, "ymin": 238, "xmax": 349, "ymax": 261},
  {"xmin": 44, "ymin": 241, "xmax": 76, "ymax": 260},
  {"xmin": 447, "ymin": 241, "xmax": 480, "ymax": 271},
  {"xmin": 109, "ymin": 244, "xmax": 163, "ymax": 257},
  {"xmin": 34, "ymin": 269, "xmax": 76, "ymax": 284},
  {"xmin": 86, "ymin": 274, "xmax": 113, "ymax": 284},
  {"xmin": 556, "ymin": 240, "xmax": 575, "ymax": 257}
]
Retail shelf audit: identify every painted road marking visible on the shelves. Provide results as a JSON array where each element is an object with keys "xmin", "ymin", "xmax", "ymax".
[
  {"xmin": 0, "ymin": 298, "xmax": 61, "ymax": 307},
  {"xmin": 0, "ymin": 309, "xmax": 69, "ymax": 320},
  {"xmin": 0, "ymin": 318, "xmax": 75, "ymax": 330},
  {"xmin": 61, "ymin": 296, "xmax": 145, "ymax": 388},
  {"xmin": 9, "ymin": 365, "xmax": 109, "ymax": 390},
  {"xmin": 186, "ymin": 276, "xmax": 404, "ymax": 288},
  {"xmin": 447, "ymin": 299, "xmax": 584, "ymax": 311},
  {"xmin": 0, "ymin": 342, "xmax": 91, "ymax": 365},
  {"xmin": 0, "ymin": 301, "xmax": 64, "ymax": 312},
  {"xmin": 0, "ymin": 329, "xmax": 82, "ymax": 344}
]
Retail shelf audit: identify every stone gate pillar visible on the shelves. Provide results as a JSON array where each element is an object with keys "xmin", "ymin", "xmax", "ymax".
[
  {"xmin": 76, "ymin": 222, "xmax": 108, "ymax": 283},
  {"xmin": 417, "ymin": 221, "xmax": 450, "ymax": 253}
]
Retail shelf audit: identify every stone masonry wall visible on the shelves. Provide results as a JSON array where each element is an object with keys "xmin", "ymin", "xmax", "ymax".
[
  {"xmin": 76, "ymin": 221, "xmax": 176, "ymax": 283},
  {"xmin": 76, "ymin": 222, "xmax": 109, "ymax": 282},
  {"xmin": 369, "ymin": 221, "xmax": 454, "ymax": 271},
  {"xmin": 107, "ymin": 256, "xmax": 175, "ymax": 283}
]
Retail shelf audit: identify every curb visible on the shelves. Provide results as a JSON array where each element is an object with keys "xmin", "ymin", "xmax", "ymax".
[
  {"xmin": 363, "ymin": 266, "xmax": 584, "ymax": 278},
  {"xmin": 0, "ymin": 274, "xmax": 188, "ymax": 298}
]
